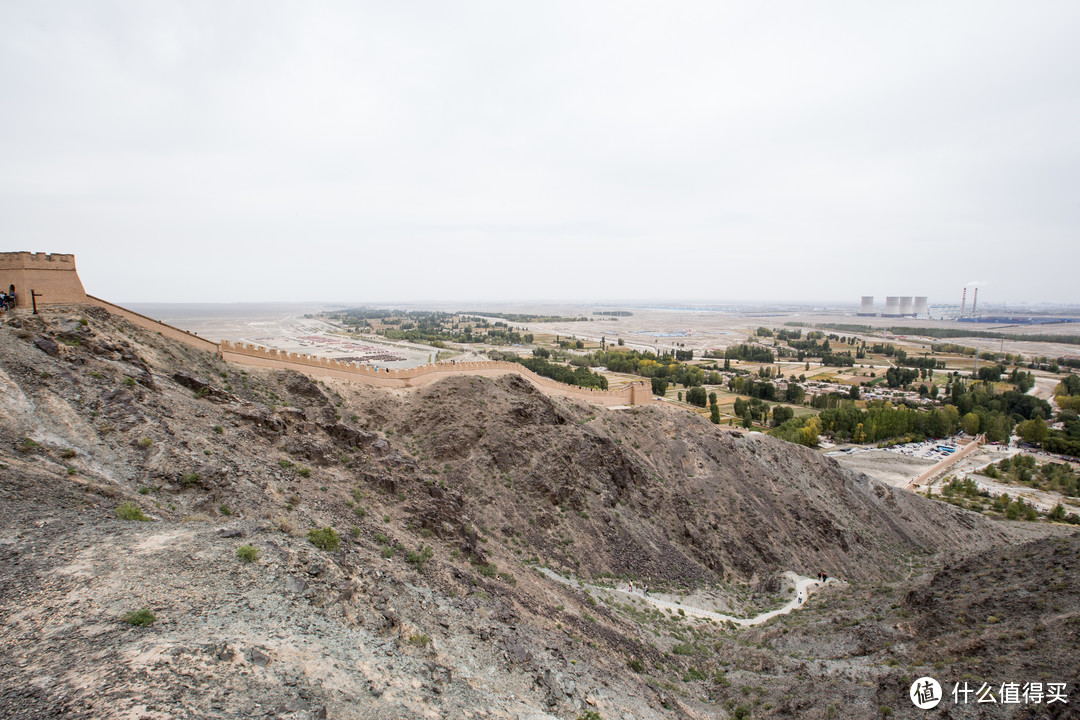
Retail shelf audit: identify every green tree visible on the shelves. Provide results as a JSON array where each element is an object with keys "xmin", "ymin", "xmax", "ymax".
[
  {"xmin": 962, "ymin": 412, "xmax": 981, "ymax": 435},
  {"xmin": 772, "ymin": 406, "xmax": 794, "ymax": 426},
  {"xmin": 710, "ymin": 404, "xmax": 721, "ymax": 424},
  {"xmin": 1017, "ymin": 417, "xmax": 1049, "ymax": 445},
  {"xmin": 686, "ymin": 387, "xmax": 708, "ymax": 407}
]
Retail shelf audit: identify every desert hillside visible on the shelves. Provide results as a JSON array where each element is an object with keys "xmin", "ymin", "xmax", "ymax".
[{"xmin": 0, "ymin": 307, "xmax": 1075, "ymax": 720}]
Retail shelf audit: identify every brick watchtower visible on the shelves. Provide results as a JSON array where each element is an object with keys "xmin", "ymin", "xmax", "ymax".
[{"xmin": 0, "ymin": 252, "xmax": 88, "ymax": 308}]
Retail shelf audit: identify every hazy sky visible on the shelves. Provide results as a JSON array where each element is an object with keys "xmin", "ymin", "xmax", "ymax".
[{"xmin": 2, "ymin": 2, "xmax": 1078, "ymax": 305}]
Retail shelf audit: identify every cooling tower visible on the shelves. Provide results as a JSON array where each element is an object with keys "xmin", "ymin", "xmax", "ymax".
[
  {"xmin": 884, "ymin": 296, "xmax": 901, "ymax": 317},
  {"xmin": 914, "ymin": 296, "xmax": 928, "ymax": 317},
  {"xmin": 858, "ymin": 296, "xmax": 875, "ymax": 316},
  {"xmin": 960, "ymin": 288, "xmax": 967, "ymax": 317},
  {"xmin": 971, "ymin": 288, "xmax": 978, "ymax": 316},
  {"xmin": 900, "ymin": 296, "xmax": 914, "ymax": 316}
]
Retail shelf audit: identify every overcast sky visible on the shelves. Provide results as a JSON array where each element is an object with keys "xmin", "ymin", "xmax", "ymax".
[{"xmin": 2, "ymin": 2, "xmax": 1078, "ymax": 306}]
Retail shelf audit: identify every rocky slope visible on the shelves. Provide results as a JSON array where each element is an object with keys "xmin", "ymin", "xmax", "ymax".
[{"xmin": 0, "ymin": 306, "xmax": 1075, "ymax": 720}]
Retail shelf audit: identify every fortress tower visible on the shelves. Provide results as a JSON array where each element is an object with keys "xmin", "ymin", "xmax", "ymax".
[{"xmin": 0, "ymin": 252, "xmax": 88, "ymax": 308}]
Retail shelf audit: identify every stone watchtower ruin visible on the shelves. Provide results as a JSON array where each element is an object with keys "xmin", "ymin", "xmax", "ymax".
[{"xmin": 0, "ymin": 252, "xmax": 88, "ymax": 308}]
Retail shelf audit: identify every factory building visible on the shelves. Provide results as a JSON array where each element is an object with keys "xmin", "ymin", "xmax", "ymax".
[{"xmin": 859, "ymin": 295, "xmax": 928, "ymax": 318}]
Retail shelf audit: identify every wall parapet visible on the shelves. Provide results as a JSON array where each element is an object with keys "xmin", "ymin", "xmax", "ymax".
[
  {"xmin": 0, "ymin": 251, "xmax": 78, "ymax": 270},
  {"xmin": 86, "ymin": 295, "xmax": 220, "ymax": 353}
]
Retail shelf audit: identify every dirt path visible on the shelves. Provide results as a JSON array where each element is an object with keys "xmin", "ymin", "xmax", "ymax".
[{"xmin": 539, "ymin": 568, "xmax": 835, "ymax": 626}]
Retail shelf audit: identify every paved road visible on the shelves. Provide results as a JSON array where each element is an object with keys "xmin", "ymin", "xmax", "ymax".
[{"xmin": 539, "ymin": 568, "xmax": 835, "ymax": 626}]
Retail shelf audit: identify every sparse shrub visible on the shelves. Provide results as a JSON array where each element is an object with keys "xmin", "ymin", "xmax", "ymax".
[
  {"xmin": 138, "ymin": 437, "xmax": 153, "ymax": 448},
  {"xmin": 374, "ymin": 532, "xmax": 388, "ymax": 544},
  {"xmin": 354, "ymin": 505, "xmax": 366, "ymax": 519},
  {"xmin": 576, "ymin": 712, "xmax": 602, "ymax": 720},
  {"xmin": 116, "ymin": 502, "xmax": 150, "ymax": 521},
  {"xmin": 498, "ymin": 571, "xmax": 517, "ymax": 585},
  {"xmin": 123, "ymin": 377, "xmax": 136, "ymax": 387},
  {"xmin": 213, "ymin": 425, "xmax": 224, "ymax": 434},
  {"xmin": 350, "ymin": 525, "xmax": 362, "ymax": 537},
  {"xmin": 61, "ymin": 448, "xmax": 77, "ymax": 459},
  {"xmin": 298, "ymin": 467, "xmax": 312, "ymax": 478},
  {"xmin": 278, "ymin": 459, "xmax": 293, "ymax": 469},
  {"xmin": 219, "ymin": 504, "xmax": 232, "ymax": 516},
  {"xmin": 381, "ymin": 545, "xmax": 394, "ymax": 558},
  {"xmin": 627, "ymin": 658, "xmax": 644, "ymax": 673},
  {"xmin": 307, "ymin": 526, "xmax": 340, "ymax": 551},
  {"xmin": 237, "ymin": 544, "xmax": 258, "ymax": 563},
  {"xmin": 17, "ymin": 438, "xmax": 40, "ymax": 453},
  {"xmin": 477, "ymin": 562, "xmax": 497, "ymax": 578},
  {"xmin": 66, "ymin": 466, "xmax": 77, "ymax": 475},
  {"xmin": 408, "ymin": 633, "xmax": 430, "ymax": 647},
  {"xmin": 180, "ymin": 472, "xmax": 200, "ymax": 488},
  {"xmin": 122, "ymin": 609, "xmax": 156, "ymax": 626},
  {"xmin": 406, "ymin": 545, "xmax": 434, "ymax": 572},
  {"xmin": 194, "ymin": 387, "xmax": 210, "ymax": 399},
  {"xmin": 683, "ymin": 667, "xmax": 706, "ymax": 682}
]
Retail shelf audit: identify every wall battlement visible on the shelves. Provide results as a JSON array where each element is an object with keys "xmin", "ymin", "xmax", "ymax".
[{"xmin": 0, "ymin": 252, "xmax": 78, "ymax": 269}]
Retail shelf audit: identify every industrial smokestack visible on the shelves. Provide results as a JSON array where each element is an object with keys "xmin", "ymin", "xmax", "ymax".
[
  {"xmin": 859, "ymin": 296, "xmax": 875, "ymax": 316},
  {"xmin": 960, "ymin": 288, "xmax": 967, "ymax": 317},
  {"xmin": 971, "ymin": 288, "xmax": 978, "ymax": 316},
  {"xmin": 884, "ymin": 296, "xmax": 901, "ymax": 317},
  {"xmin": 900, "ymin": 296, "xmax": 914, "ymax": 316},
  {"xmin": 914, "ymin": 296, "xmax": 928, "ymax": 317}
]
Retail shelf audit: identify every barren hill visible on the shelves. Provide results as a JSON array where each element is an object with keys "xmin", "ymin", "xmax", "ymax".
[{"xmin": 1, "ymin": 306, "xmax": 1074, "ymax": 720}]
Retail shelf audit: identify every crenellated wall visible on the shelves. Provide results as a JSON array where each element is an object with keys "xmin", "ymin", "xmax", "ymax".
[
  {"xmin": 219, "ymin": 340, "xmax": 652, "ymax": 406},
  {"xmin": 0, "ymin": 252, "xmax": 87, "ymax": 307},
  {"xmin": 85, "ymin": 295, "xmax": 220, "ymax": 353},
  {"xmin": 4, "ymin": 251, "xmax": 653, "ymax": 407}
]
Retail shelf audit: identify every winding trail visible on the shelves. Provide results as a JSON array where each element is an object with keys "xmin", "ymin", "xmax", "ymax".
[{"xmin": 539, "ymin": 568, "xmax": 836, "ymax": 626}]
